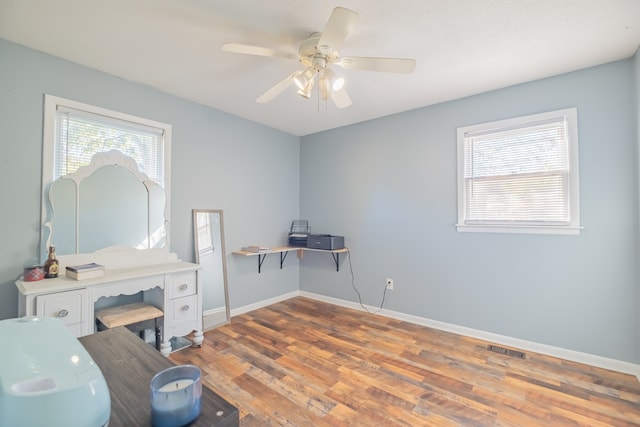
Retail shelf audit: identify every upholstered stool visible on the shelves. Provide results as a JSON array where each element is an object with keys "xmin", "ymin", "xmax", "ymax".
[{"xmin": 95, "ymin": 302, "xmax": 163, "ymax": 350}]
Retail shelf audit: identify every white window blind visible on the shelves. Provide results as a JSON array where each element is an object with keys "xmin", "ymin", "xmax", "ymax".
[
  {"xmin": 457, "ymin": 108, "xmax": 580, "ymax": 234},
  {"xmin": 54, "ymin": 105, "xmax": 165, "ymax": 185}
]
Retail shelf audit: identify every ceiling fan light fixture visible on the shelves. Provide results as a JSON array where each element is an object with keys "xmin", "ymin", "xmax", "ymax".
[
  {"xmin": 293, "ymin": 73, "xmax": 306, "ymax": 91},
  {"xmin": 297, "ymin": 77, "xmax": 315, "ymax": 99},
  {"xmin": 319, "ymin": 78, "xmax": 329, "ymax": 101},
  {"xmin": 331, "ymin": 73, "xmax": 345, "ymax": 92},
  {"xmin": 293, "ymin": 66, "xmax": 315, "ymax": 91},
  {"xmin": 296, "ymin": 88, "xmax": 311, "ymax": 99},
  {"xmin": 319, "ymin": 70, "xmax": 330, "ymax": 100},
  {"xmin": 320, "ymin": 68, "xmax": 345, "ymax": 95}
]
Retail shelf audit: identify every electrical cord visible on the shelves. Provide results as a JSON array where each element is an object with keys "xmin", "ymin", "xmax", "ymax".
[{"xmin": 345, "ymin": 248, "xmax": 388, "ymax": 314}]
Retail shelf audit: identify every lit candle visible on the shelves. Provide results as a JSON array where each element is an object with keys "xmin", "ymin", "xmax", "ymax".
[{"xmin": 150, "ymin": 365, "xmax": 202, "ymax": 427}]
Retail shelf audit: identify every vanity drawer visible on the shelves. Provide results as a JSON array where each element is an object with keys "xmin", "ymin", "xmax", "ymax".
[
  {"xmin": 167, "ymin": 272, "xmax": 197, "ymax": 299},
  {"xmin": 36, "ymin": 290, "xmax": 85, "ymax": 328},
  {"xmin": 170, "ymin": 295, "xmax": 197, "ymax": 322}
]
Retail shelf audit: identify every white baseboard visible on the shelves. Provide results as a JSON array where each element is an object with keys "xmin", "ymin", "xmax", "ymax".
[
  {"xmin": 230, "ymin": 290, "xmax": 640, "ymax": 380},
  {"xmin": 229, "ymin": 291, "xmax": 300, "ymax": 317}
]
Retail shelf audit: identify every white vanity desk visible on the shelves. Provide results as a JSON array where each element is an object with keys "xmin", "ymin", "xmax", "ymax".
[{"xmin": 16, "ymin": 247, "xmax": 204, "ymax": 357}]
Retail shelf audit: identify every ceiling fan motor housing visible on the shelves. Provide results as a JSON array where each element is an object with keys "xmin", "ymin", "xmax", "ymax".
[{"xmin": 299, "ymin": 33, "xmax": 339, "ymax": 70}]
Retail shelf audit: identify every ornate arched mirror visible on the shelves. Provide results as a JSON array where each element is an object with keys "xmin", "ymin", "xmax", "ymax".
[{"xmin": 42, "ymin": 150, "xmax": 168, "ymax": 261}]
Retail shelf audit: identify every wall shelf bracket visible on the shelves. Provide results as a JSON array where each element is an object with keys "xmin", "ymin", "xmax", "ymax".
[
  {"xmin": 280, "ymin": 251, "xmax": 289, "ymax": 269},
  {"xmin": 257, "ymin": 253, "xmax": 267, "ymax": 273},
  {"xmin": 331, "ymin": 252, "xmax": 341, "ymax": 272}
]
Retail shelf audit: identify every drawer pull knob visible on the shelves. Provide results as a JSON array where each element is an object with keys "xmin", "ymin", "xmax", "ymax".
[
  {"xmin": 179, "ymin": 284, "xmax": 188, "ymax": 291},
  {"xmin": 181, "ymin": 305, "xmax": 190, "ymax": 312},
  {"xmin": 58, "ymin": 309, "xmax": 69, "ymax": 318}
]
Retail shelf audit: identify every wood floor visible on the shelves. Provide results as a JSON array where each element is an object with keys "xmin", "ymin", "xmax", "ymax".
[{"xmin": 170, "ymin": 297, "xmax": 640, "ymax": 426}]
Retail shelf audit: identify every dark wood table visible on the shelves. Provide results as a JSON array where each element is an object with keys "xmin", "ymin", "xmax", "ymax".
[{"xmin": 79, "ymin": 327, "xmax": 239, "ymax": 427}]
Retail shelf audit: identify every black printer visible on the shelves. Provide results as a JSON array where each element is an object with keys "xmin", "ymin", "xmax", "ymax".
[{"xmin": 307, "ymin": 234, "xmax": 345, "ymax": 250}]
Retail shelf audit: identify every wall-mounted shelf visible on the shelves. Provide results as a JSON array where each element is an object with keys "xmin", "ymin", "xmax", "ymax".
[{"xmin": 233, "ymin": 246, "xmax": 349, "ymax": 273}]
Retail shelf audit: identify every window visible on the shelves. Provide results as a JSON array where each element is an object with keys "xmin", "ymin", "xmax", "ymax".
[
  {"xmin": 43, "ymin": 95, "xmax": 170, "ymax": 187},
  {"xmin": 195, "ymin": 211, "xmax": 214, "ymax": 254},
  {"xmin": 41, "ymin": 95, "xmax": 172, "ymax": 250},
  {"xmin": 456, "ymin": 108, "xmax": 580, "ymax": 235}
]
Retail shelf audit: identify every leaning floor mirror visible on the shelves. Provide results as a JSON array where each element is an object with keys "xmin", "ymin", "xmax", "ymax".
[{"xmin": 193, "ymin": 209, "xmax": 230, "ymax": 329}]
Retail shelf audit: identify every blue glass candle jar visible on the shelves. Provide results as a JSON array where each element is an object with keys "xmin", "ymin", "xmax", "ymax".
[{"xmin": 150, "ymin": 365, "xmax": 202, "ymax": 427}]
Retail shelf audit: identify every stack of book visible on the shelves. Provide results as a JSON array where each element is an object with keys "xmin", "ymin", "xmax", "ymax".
[
  {"xmin": 65, "ymin": 262, "xmax": 106, "ymax": 280},
  {"xmin": 240, "ymin": 246, "xmax": 272, "ymax": 253}
]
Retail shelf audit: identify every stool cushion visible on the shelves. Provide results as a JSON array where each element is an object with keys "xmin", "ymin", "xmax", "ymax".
[{"xmin": 96, "ymin": 302, "xmax": 163, "ymax": 329}]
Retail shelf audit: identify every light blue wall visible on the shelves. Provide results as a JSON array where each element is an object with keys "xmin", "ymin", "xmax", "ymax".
[
  {"xmin": 300, "ymin": 58, "xmax": 640, "ymax": 363},
  {"xmin": 0, "ymin": 38, "xmax": 300, "ymax": 318},
  {"xmin": 2, "ymin": 36, "xmax": 639, "ymax": 364}
]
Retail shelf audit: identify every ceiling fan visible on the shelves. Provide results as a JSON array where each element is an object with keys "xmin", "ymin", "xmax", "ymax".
[{"xmin": 221, "ymin": 7, "xmax": 416, "ymax": 108}]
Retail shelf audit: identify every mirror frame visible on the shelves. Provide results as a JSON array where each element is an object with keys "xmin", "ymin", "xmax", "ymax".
[
  {"xmin": 193, "ymin": 209, "xmax": 230, "ymax": 329},
  {"xmin": 41, "ymin": 150, "xmax": 169, "ymax": 261}
]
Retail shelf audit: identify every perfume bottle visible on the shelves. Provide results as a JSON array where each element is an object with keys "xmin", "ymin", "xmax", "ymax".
[{"xmin": 44, "ymin": 246, "xmax": 59, "ymax": 278}]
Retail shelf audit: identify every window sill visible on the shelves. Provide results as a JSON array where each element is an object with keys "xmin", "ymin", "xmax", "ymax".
[{"xmin": 456, "ymin": 224, "xmax": 582, "ymax": 235}]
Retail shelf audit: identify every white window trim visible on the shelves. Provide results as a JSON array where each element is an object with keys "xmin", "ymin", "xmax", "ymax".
[
  {"xmin": 456, "ymin": 108, "xmax": 581, "ymax": 235},
  {"xmin": 41, "ymin": 94, "xmax": 172, "ymax": 247}
]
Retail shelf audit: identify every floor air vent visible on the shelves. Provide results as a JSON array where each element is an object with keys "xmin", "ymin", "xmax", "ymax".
[{"xmin": 487, "ymin": 344, "xmax": 526, "ymax": 359}]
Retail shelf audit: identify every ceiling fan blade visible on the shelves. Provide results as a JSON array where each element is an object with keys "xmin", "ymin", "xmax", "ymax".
[
  {"xmin": 331, "ymin": 88, "xmax": 352, "ymax": 109},
  {"xmin": 317, "ymin": 7, "xmax": 359, "ymax": 52},
  {"xmin": 338, "ymin": 56, "xmax": 416, "ymax": 73},
  {"xmin": 256, "ymin": 72, "xmax": 297, "ymax": 103},
  {"xmin": 221, "ymin": 43, "xmax": 297, "ymax": 60}
]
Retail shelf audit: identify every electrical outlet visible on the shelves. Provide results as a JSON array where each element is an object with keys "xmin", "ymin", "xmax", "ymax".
[{"xmin": 385, "ymin": 278, "xmax": 394, "ymax": 290}]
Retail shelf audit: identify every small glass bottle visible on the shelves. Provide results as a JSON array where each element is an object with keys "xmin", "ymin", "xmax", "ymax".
[{"xmin": 44, "ymin": 246, "xmax": 59, "ymax": 278}]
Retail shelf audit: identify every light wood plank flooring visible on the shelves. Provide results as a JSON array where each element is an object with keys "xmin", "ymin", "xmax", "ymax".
[{"xmin": 170, "ymin": 297, "xmax": 640, "ymax": 426}]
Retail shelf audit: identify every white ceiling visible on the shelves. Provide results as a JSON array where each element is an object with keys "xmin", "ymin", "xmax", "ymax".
[{"xmin": 1, "ymin": 0, "xmax": 639, "ymax": 136}]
